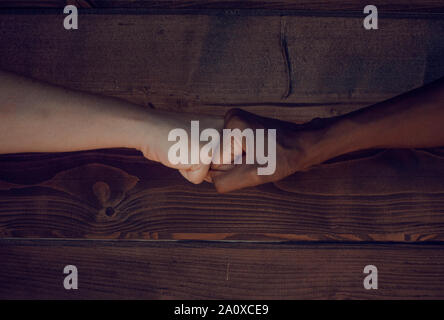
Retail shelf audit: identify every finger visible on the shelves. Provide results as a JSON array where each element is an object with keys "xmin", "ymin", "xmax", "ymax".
[
  {"xmin": 225, "ymin": 108, "xmax": 286, "ymax": 130},
  {"xmin": 158, "ymin": 159, "xmax": 196, "ymax": 171},
  {"xmin": 224, "ymin": 108, "xmax": 255, "ymax": 127},
  {"xmin": 225, "ymin": 109, "xmax": 265, "ymax": 160},
  {"xmin": 208, "ymin": 169, "xmax": 226, "ymax": 181},
  {"xmin": 210, "ymin": 130, "xmax": 244, "ymax": 167},
  {"xmin": 203, "ymin": 172, "xmax": 213, "ymax": 183},
  {"xmin": 179, "ymin": 164, "xmax": 210, "ymax": 184},
  {"xmin": 210, "ymin": 163, "xmax": 235, "ymax": 171},
  {"xmin": 212, "ymin": 109, "xmax": 256, "ymax": 166},
  {"xmin": 212, "ymin": 151, "xmax": 247, "ymax": 171},
  {"xmin": 211, "ymin": 165, "xmax": 262, "ymax": 193},
  {"xmin": 221, "ymin": 133, "xmax": 243, "ymax": 164}
]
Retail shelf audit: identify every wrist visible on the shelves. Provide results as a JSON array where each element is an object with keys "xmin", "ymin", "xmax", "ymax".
[
  {"xmin": 289, "ymin": 116, "xmax": 363, "ymax": 170},
  {"xmin": 112, "ymin": 106, "xmax": 162, "ymax": 153}
]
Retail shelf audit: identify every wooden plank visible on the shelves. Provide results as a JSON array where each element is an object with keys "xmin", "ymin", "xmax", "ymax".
[
  {"xmin": 1, "ymin": 0, "xmax": 444, "ymax": 13},
  {"xmin": 1, "ymin": 239, "xmax": 444, "ymax": 299},
  {"xmin": 0, "ymin": 1, "xmax": 64, "ymax": 8},
  {"xmin": 0, "ymin": 13, "xmax": 443, "ymax": 120},
  {"xmin": 1, "ymin": 13, "xmax": 444, "ymax": 242},
  {"xmin": 1, "ymin": 147, "xmax": 444, "ymax": 241},
  {"xmin": 0, "ymin": 1, "xmax": 93, "ymax": 8}
]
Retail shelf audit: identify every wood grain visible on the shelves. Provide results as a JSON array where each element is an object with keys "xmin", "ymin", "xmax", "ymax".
[
  {"xmin": 1, "ymin": 10, "xmax": 444, "ymax": 300},
  {"xmin": 1, "ymin": 13, "xmax": 443, "ymax": 121},
  {"xmin": 0, "ymin": 12, "xmax": 444, "ymax": 243},
  {"xmin": 1, "ymin": 0, "xmax": 444, "ymax": 13},
  {"xmin": 1, "ymin": 239, "xmax": 444, "ymax": 299},
  {"xmin": 1, "ymin": 148, "xmax": 444, "ymax": 241}
]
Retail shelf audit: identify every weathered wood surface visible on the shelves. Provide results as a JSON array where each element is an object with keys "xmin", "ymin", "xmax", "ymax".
[
  {"xmin": 1, "ymin": 14, "xmax": 444, "ymax": 121},
  {"xmin": 1, "ymin": 11, "xmax": 444, "ymax": 299},
  {"xmin": 1, "ymin": 148, "xmax": 444, "ymax": 241},
  {"xmin": 0, "ymin": 13, "xmax": 444, "ymax": 241},
  {"xmin": 1, "ymin": 0, "xmax": 444, "ymax": 13},
  {"xmin": 1, "ymin": 239, "xmax": 444, "ymax": 299}
]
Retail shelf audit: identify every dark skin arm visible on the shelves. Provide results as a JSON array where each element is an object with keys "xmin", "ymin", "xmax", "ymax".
[{"xmin": 210, "ymin": 77, "xmax": 444, "ymax": 193}]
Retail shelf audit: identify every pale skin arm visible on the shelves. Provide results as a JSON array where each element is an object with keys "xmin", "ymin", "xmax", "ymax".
[
  {"xmin": 211, "ymin": 77, "xmax": 444, "ymax": 193},
  {"xmin": 0, "ymin": 70, "xmax": 223, "ymax": 184}
]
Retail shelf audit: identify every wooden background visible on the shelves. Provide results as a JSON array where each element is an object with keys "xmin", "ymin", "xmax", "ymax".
[{"xmin": 1, "ymin": 0, "xmax": 444, "ymax": 299}]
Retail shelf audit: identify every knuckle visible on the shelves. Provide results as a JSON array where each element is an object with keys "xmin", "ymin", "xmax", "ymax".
[{"xmin": 225, "ymin": 108, "xmax": 248, "ymax": 128}]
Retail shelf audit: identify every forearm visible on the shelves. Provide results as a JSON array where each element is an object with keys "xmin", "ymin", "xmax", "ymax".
[
  {"xmin": 210, "ymin": 77, "xmax": 444, "ymax": 192},
  {"xmin": 0, "ymin": 70, "xmax": 161, "ymax": 154},
  {"xmin": 301, "ymin": 77, "xmax": 444, "ymax": 167}
]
